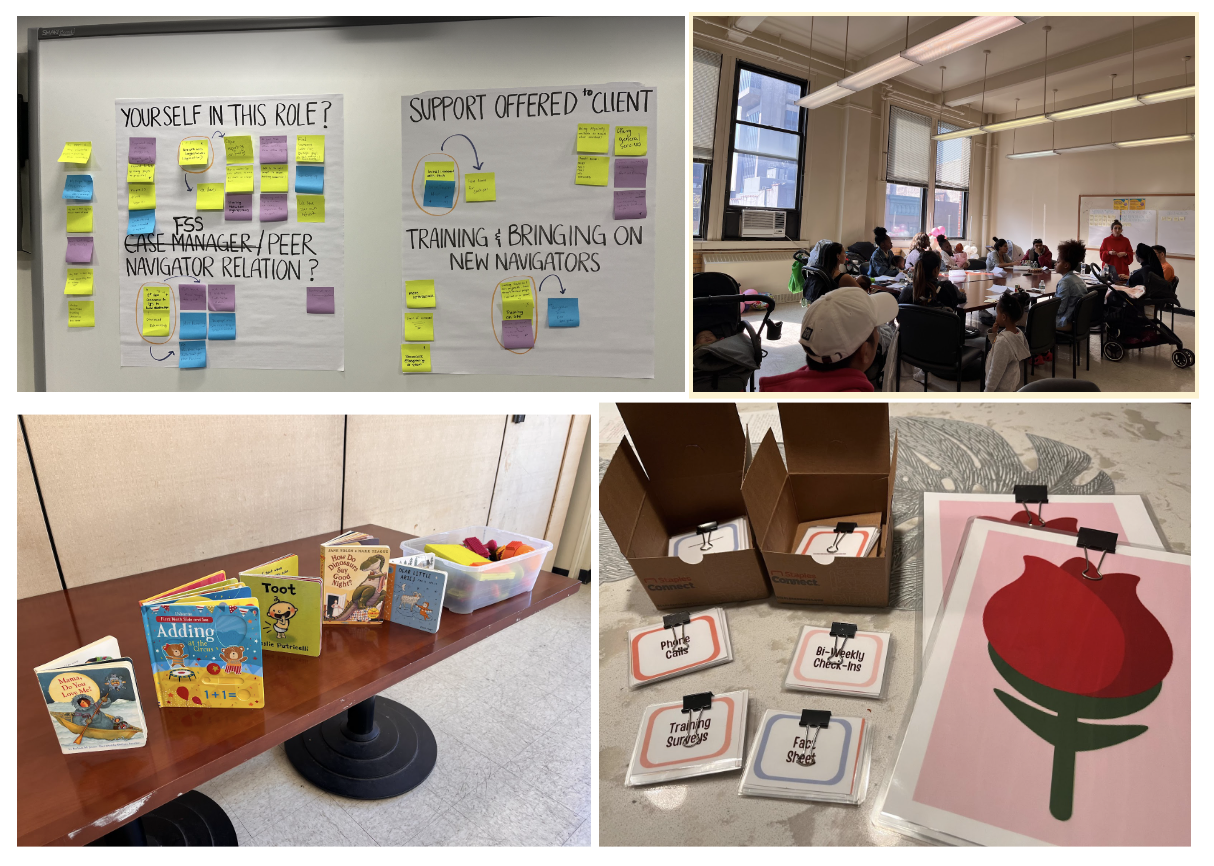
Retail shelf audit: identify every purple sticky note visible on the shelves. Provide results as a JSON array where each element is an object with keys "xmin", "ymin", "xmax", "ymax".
[
  {"xmin": 225, "ymin": 193, "xmax": 253, "ymax": 221},
  {"xmin": 307, "ymin": 286, "xmax": 335, "ymax": 314},
  {"xmin": 260, "ymin": 135, "xmax": 288, "ymax": 164},
  {"xmin": 614, "ymin": 189, "xmax": 647, "ymax": 220},
  {"xmin": 209, "ymin": 284, "xmax": 236, "ymax": 312},
  {"xmin": 179, "ymin": 283, "xmax": 207, "ymax": 310},
  {"xmin": 128, "ymin": 137, "xmax": 156, "ymax": 165},
  {"xmin": 614, "ymin": 158, "xmax": 648, "ymax": 188},
  {"xmin": 260, "ymin": 193, "xmax": 288, "ymax": 222},
  {"xmin": 66, "ymin": 237, "xmax": 93, "ymax": 263},
  {"xmin": 501, "ymin": 319, "xmax": 535, "ymax": 349}
]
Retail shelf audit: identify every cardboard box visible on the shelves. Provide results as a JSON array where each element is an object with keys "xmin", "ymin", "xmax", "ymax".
[
  {"xmin": 599, "ymin": 403, "xmax": 772, "ymax": 609},
  {"xmin": 741, "ymin": 404, "xmax": 897, "ymax": 607}
]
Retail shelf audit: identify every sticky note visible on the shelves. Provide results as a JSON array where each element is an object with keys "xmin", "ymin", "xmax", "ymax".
[
  {"xmin": 62, "ymin": 175, "xmax": 93, "ymax": 200},
  {"xmin": 423, "ymin": 180, "xmax": 456, "ymax": 208},
  {"xmin": 260, "ymin": 193, "xmax": 288, "ymax": 222},
  {"xmin": 179, "ymin": 139, "xmax": 209, "ymax": 166},
  {"xmin": 401, "ymin": 344, "xmax": 431, "ymax": 372},
  {"xmin": 226, "ymin": 164, "xmax": 254, "ymax": 193},
  {"xmin": 208, "ymin": 312, "xmax": 236, "ymax": 340},
  {"xmin": 128, "ymin": 182, "xmax": 156, "ymax": 210},
  {"xmin": 196, "ymin": 183, "xmax": 225, "ymax": 210},
  {"xmin": 180, "ymin": 311, "xmax": 208, "ymax": 340},
  {"xmin": 500, "ymin": 279, "xmax": 534, "ymax": 321},
  {"xmin": 307, "ymin": 286, "xmax": 335, "ymax": 314},
  {"xmin": 577, "ymin": 123, "xmax": 610, "ymax": 153},
  {"xmin": 127, "ymin": 209, "xmax": 156, "ymax": 235},
  {"xmin": 465, "ymin": 172, "xmax": 496, "ymax": 202},
  {"xmin": 614, "ymin": 189, "xmax": 647, "ymax": 220},
  {"xmin": 261, "ymin": 163, "xmax": 289, "ymax": 193},
  {"xmin": 142, "ymin": 310, "xmax": 170, "ymax": 337},
  {"xmin": 143, "ymin": 285, "xmax": 170, "ymax": 312},
  {"xmin": 225, "ymin": 194, "xmax": 253, "ymax": 221},
  {"xmin": 405, "ymin": 279, "xmax": 437, "ymax": 308},
  {"xmin": 547, "ymin": 297, "xmax": 580, "ymax": 328},
  {"xmin": 296, "ymin": 135, "xmax": 325, "ymax": 163},
  {"xmin": 260, "ymin": 135, "xmax": 288, "ymax": 164},
  {"xmin": 58, "ymin": 142, "xmax": 92, "ymax": 163},
  {"xmin": 66, "ymin": 206, "xmax": 93, "ymax": 233},
  {"xmin": 127, "ymin": 163, "xmax": 155, "ymax": 183},
  {"xmin": 295, "ymin": 165, "xmax": 324, "ymax": 195},
  {"xmin": 180, "ymin": 340, "xmax": 207, "ymax": 368},
  {"xmin": 297, "ymin": 195, "xmax": 325, "ymax": 222},
  {"xmin": 68, "ymin": 300, "xmax": 94, "ymax": 328},
  {"xmin": 179, "ymin": 283, "xmax": 207, "ymax": 310},
  {"xmin": 614, "ymin": 126, "xmax": 648, "ymax": 156},
  {"xmin": 404, "ymin": 312, "xmax": 434, "ymax": 342},
  {"xmin": 501, "ymin": 319, "xmax": 535, "ymax": 349},
  {"xmin": 66, "ymin": 237, "xmax": 93, "ymax": 263},
  {"xmin": 128, "ymin": 137, "xmax": 156, "ymax": 164},
  {"xmin": 614, "ymin": 158, "xmax": 648, "ymax": 188},
  {"xmin": 64, "ymin": 269, "xmax": 93, "ymax": 296},
  {"xmin": 208, "ymin": 284, "xmax": 236, "ymax": 312},
  {"xmin": 224, "ymin": 135, "xmax": 254, "ymax": 164},
  {"xmin": 424, "ymin": 162, "xmax": 456, "ymax": 181},
  {"xmin": 575, "ymin": 155, "xmax": 608, "ymax": 186}
]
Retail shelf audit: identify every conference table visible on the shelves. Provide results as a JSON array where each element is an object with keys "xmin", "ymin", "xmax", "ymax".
[{"xmin": 872, "ymin": 269, "xmax": 1065, "ymax": 312}]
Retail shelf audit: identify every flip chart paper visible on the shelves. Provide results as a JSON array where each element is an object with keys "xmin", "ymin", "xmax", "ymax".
[
  {"xmin": 260, "ymin": 135, "xmax": 288, "ymax": 164},
  {"xmin": 180, "ymin": 312, "xmax": 208, "ymax": 340},
  {"xmin": 58, "ymin": 141, "xmax": 92, "ymax": 163},
  {"xmin": 66, "ymin": 206, "xmax": 93, "ymax": 232},
  {"xmin": 297, "ymin": 195, "xmax": 325, "ymax": 222},
  {"xmin": 405, "ymin": 279, "xmax": 436, "ymax": 308},
  {"xmin": 64, "ymin": 269, "xmax": 94, "ymax": 295},
  {"xmin": 224, "ymin": 135, "xmax": 255, "ymax": 164},
  {"xmin": 179, "ymin": 283, "xmax": 207, "ymax": 310},
  {"xmin": 401, "ymin": 343, "xmax": 431, "ymax": 372},
  {"xmin": 208, "ymin": 284, "xmax": 236, "ymax": 312},
  {"xmin": 404, "ymin": 312, "xmax": 434, "ymax": 342},
  {"xmin": 196, "ymin": 184, "xmax": 224, "ymax": 210},
  {"xmin": 126, "ymin": 163, "xmax": 155, "ymax": 182},
  {"xmin": 307, "ymin": 286, "xmax": 335, "ymax": 314},
  {"xmin": 179, "ymin": 340, "xmax": 207, "ymax": 368},
  {"xmin": 128, "ymin": 137, "xmax": 156, "ymax": 164},
  {"xmin": 614, "ymin": 189, "xmax": 646, "ymax": 220},
  {"xmin": 295, "ymin": 165, "xmax": 324, "ymax": 194},
  {"xmin": 547, "ymin": 297, "xmax": 579, "ymax": 327},
  {"xmin": 65, "ymin": 237, "xmax": 94, "ymax": 263},
  {"xmin": 423, "ymin": 180, "xmax": 455, "ymax": 208},
  {"xmin": 127, "ymin": 209, "xmax": 155, "ymax": 235},
  {"xmin": 296, "ymin": 135, "xmax": 325, "ymax": 162},
  {"xmin": 576, "ymin": 123, "xmax": 610, "ymax": 153},
  {"xmin": 501, "ymin": 319, "xmax": 535, "ymax": 349},
  {"xmin": 62, "ymin": 175, "xmax": 93, "ymax": 200},
  {"xmin": 465, "ymin": 172, "xmax": 496, "ymax": 202},
  {"xmin": 614, "ymin": 125, "xmax": 647, "ymax": 155},
  {"xmin": 424, "ymin": 162, "xmax": 455, "ymax": 181},
  {"xmin": 225, "ymin": 164, "xmax": 254, "ymax": 193},
  {"xmin": 260, "ymin": 163, "xmax": 288, "ymax": 193},
  {"xmin": 208, "ymin": 312, "xmax": 236, "ymax": 340},
  {"xmin": 259, "ymin": 193, "xmax": 288, "ymax": 221},
  {"xmin": 575, "ymin": 155, "xmax": 608, "ymax": 186},
  {"xmin": 225, "ymin": 194, "xmax": 253, "ymax": 221},
  {"xmin": 614, "ymin": 158, "xmax": 647, "ymax": 188},
  {"xmin": 179, "ymin": 139, "xmax": 209, "ymax": 166},
  {"xmin": 128, "ymin": 182, "xmax": 156, "ymax": 210},
  {"xmin": 500, "ymin": 279, "xmax": 534, "ymax": 320},
  {"xmin": 68, "ymin": 300, "xmax": 94, "ymax": 328}
]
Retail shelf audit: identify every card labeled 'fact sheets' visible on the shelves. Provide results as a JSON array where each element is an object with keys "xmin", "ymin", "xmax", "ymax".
[{"xmin": 739, "ymin": 709, "xmax": 872, "ymax": 805}]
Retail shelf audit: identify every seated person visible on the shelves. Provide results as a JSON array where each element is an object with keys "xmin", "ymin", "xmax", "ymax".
[
  {"xmin": 1053, "ymin": 238, "xmax": 1088, "ymax": 332},
  {"xmin": 985, "ymin": 291, "xmax": 1031, "ymax": 392},
  {"xmin": 805, "ymin": 239, "xmax": 862, "ymax": 302},
  {"xmin": 986, "ymin": 237, "xmax": 1014, "ymax": 271},
  {"xmin": 904, "ymin": 232, "xmax": 931, "ymax": 270},
  {"xmin": 1125, "ymin": 243, "xmax": 1174, "ymax": 300},
  {"xmin": 934, "ymin": 232, "xmax": 957, "ymax": 269},
  {"xmin": 1020, "ymin": 238, "xmax": 1053, "ymax": 268},
  {"xmin": 898, "ymin": 250, "xmax": 964, "ymax": 310},
  {"xmin": 760, "ymin": 287, "xmax": 897, "ymax": 392},
  {"xmin": 867, "ymin": 226, "xmax": 903, "ymax": 278},
  {"xmin": 1151, "ymin": 244, "xmax": 1175, "ymax": 282}
]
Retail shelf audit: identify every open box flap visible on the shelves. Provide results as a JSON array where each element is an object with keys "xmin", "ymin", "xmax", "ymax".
[
  {"xmin": 741, "ymin": 428, "xmax": 789, "ymax": 548},
  {"xmin": 618, "ymin": 403, "xmax": 746, "ymax": 481},
  {"xmin": 778, "ymin": 403, "xmax": 890, "ymax": 474},
  {"xmin": 599, "ymin": 437, "xmax": 650, "ymax": 556}
]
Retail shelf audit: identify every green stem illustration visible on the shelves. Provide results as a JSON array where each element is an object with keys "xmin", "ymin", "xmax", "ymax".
[{"xmin": 1048, "ymin": 707, "xmax": 1077, "ymax": 821}]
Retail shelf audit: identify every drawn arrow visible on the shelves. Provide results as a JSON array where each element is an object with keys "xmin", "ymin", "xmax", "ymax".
[
  {"xmin": 150, "ymin": 346, "xmax": 175, "ymax": 362},
  {"xmin": 538, "ymin": 275, "xmax": 566, "ymax": 295},
  {"xmin": 441, "ymin": 133, "xmax": 484, "ymax": 170},
  {"xmin": 211, "ymin": 130, "xmax": 226, "ymax": 139},
  {"xmin": 183, "ymin": 172, "xmax": 192, "ymax": 192}
]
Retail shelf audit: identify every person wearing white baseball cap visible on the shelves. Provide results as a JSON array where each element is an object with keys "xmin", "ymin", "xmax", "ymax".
[{"xmin": 760, "ymin": 287, "xmax": 898, "ymax": 392}]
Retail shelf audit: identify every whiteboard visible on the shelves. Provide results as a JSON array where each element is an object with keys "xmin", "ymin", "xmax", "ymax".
[
  {"xmin": 30, "ymin": 17, "xmax": 685, "ymax": 391},
  {"xmin": 1079, "ymin": 194, "xmax": 1194, "ymax": 258}
]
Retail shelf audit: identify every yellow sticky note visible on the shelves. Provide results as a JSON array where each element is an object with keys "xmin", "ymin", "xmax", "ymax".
[
  {"xmin": 261, "ymin": 163, "xmax": 288, "ymax": 193},
  {"xmin": 296, "ymin": 135, "xmax": 325, "ymax": 163},
  {"xmin": 179, "ymin": 139, "xmax": 210, "ymax": 166},
  {"xmin": 404, "ymin": 312, "xmax": 435, "ymax": 342},
  {"xmin": 224, "ymin": 135, "xmax": 255, "ymax": 164},
  {"xmin": 128, "ymin": 182, "xmax": 156, "ymax": 210},
  {"xmin": 58, "ymin": 141, "xmax": 92, "ymax": 163},
  {"xmin": 575, "ymin": 155, "xmax": 608, "ymax": 186},
  {"xmin": 576, "ymin": 123, "xmax": 610, "ymax": 153},
  {"xmin": 143, "ymin": 285, "xmax": 170, "ymax": 312},
  {"xmin": 614, "ymin": 126, "xmax": 648, "ymax": 156},
  {"xmin": 64, "ymin": 269, "xmax": 94, "ymax": 296},
  {"xmin": 405, "ymin": 279, "xmax": 437, "ymax": 309},
  {"xmin": 401, "ymin": 344, "xmax": 432, "ymax": 373},
  {"xmin": 297, "ymin": 195, "xmax": 325, "ymax": 223},
  {"xmin": 142, "ymin": 310, "xmax": 171, "ymax": 337},
  {"xmin": 127, "ymin": 163, "xmax": 155, "ymax": 183},
  {"xmin": 226, "ymin": 164, "xmax": 254, "ymax": 193},
  {"xmin": 424, "ymin": 161, "xmax": 455, "ymax": 181},
  {"xmin": 66, "ymin": 206, "xmax": 93, "ymax": 232},
  {"xmin": 196, "ymin": 183, "xmax": 225, "ymax": 210},
  {"xmin": 68, "ymin": 300, "xmax": 94, "ymax": 328},
  {"xmin": 500, "ymin": 278, "xmax": 534, "ymax": 320},
  {"xmin": 465, "ymin": 172, "xmax": 496, "ymax": 202}
]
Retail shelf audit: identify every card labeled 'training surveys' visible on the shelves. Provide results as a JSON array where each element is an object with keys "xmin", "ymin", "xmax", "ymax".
[{"xmin": 626, "ymin": 690, "xmax": 749, "ymax": 787}]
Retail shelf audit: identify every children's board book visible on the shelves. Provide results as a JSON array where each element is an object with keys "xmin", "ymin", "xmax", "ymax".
[
  {"xmin": 242, "ymin": 554, "xmax": 322, "ymax": 657},
  {"xmin": 138, "ymin": 571, "xmax": 264, "ymax": 709},
  {"xmin": 387, "ymin": 558, "xmax": 448, "ymax": 634},
  {"xmin": 321, "ymin": 531, "xmax": 392, "ymax": 624},
  {"xmin": 34, "ymin": 635, "xmax": 148, "ymax": 754}
]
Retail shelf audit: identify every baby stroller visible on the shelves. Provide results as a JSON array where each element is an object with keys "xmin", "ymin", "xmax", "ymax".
[
  {"xmin": 795, "ymin": 247, "xmax": 864, "ymax": 306},
  {"xmin": 693, "ymin": 271, "xmax": 776, "ymax": 391},
  {"xmin": 1100, "ymin": 273, "xmax": 1193, "ymax": 368}
]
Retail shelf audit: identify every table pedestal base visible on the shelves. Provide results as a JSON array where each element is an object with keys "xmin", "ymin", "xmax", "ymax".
[
  {"xmin": 284, "ymin": 695, "xmax": 437, "ymax": 799},
  {"xmin": 88, "ymin": 791, "xmax": 237, "ymax": 846}
]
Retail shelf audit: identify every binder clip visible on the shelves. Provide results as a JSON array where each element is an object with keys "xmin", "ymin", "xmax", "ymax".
[
  {"xmin": 696, "ymin": 521, "xmax": 719, "ymax": 551},
  {"xmin": 663, "ymin": 611, "xmax": 691, "ymax": 644},
  {"xmin": 828, "ymin": 621, "xmax": 857, "ymax": 659},
  {"xmin": 1014, "ymin": 485, "xmax": 1049, "ymax": 524},
  {"xmin": 798, "ymin": 709, "xmax": 831, "ymax": 766},
  {"xmin": 1076, "ymin": 527, "xmax": 1117, "ymax": 580},
  {"xmin": 826, "ymin": 522, "xmax": 857, "ymax": 554},
  {"xmin": 681, "ymin": 692, "xmax": 713, "ymax": 748}
]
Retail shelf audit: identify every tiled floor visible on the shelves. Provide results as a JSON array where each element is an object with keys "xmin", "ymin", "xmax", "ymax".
[{"xmin": 197, "ymin": 586, "xmax": 591, "ymax": 846}]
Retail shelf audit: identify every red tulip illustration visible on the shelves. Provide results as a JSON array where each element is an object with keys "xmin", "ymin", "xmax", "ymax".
[
  {"xmin": 988, "ymin": 511, "xmax": 1080, "ymax": 532},
  {"xmin": 983, "ymin": 555, "xmax": 1172, "ymax": 820}
]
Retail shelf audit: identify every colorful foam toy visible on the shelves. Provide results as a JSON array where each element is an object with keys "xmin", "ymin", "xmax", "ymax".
[{"xmin": 424, "ymin": 544, "xmax": 490, "ymax": 566}]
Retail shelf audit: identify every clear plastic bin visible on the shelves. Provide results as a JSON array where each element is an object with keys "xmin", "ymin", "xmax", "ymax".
[{"xmin": 400, "ymin": 526, "xmax": 553, "ymax": 615}]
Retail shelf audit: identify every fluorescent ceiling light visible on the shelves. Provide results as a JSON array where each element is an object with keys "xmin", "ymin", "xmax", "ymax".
[
  {"xmin": 1047, "ymin": 96, "xmax": 1141, "ymax": 121},
  {"xmin": 1007, "ymin": 149, "xmax": 1057, "ymax": 159},
  {"xmin": 934, "ymin": 126, "xmax": 987, "ymax": 141},
  {"xmin": 1058, "ymin": 142, "xmax": 1118, "ymax": 153},
  {"xmin": 1137, "ymin": 85, "xmax": 1196, "ymax": 106},
  {"xmin": 1115, "ymin": 133, "xmax": 1194, "ymax": 148},
  {"xmin": 981, "ymin": 114, "xmax": 1051, "ymax": 133},
  {"xmin": 797, "ymin": 83, "xmax": 851, "ymax": 109},
  {"xmin": 839, "ymin": 55, "xmax": 921, "ymax": 92},
  {"xmin": 900, "ymin": 16, "xmax": 1024, "ymax": 64}
]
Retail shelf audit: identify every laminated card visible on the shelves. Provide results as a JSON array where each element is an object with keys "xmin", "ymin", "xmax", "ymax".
[
  {"xmin": 784, "ymin": 624, "xmax": 891, "ymax": 698},
  {"xmin": 627, "ymin": 607, "xmax": 733, "ymax": 689},
  {"xmin": 739, "ymin": 709, "xmax": 872, "ymax": 804},
  {"xmin": 626, "ymin": 690, "xmax": 749, "ymax": 786}
]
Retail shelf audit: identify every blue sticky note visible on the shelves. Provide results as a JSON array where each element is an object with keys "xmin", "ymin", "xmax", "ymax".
[
  {"xmin": 423, "ymin": 180, "xmax": 456, "ymax": 208},
  {"xmin": 295, "ymin": 165, "xmax": 324, "ymax": 195},
  {"xmin": 127, "ymin": 209, "xmax": 155, "ymax": 235},
  {"xmin": 180, "ymin": 312, "xmax": 207, "ymax": 340},
  {"xmin": 179, "ymin": 340, "xmax": 207, "ymax": 368},
  {"xmin": 547, "ymin": 297, "xmax": 580, "ymax": 328},
  {"xmin": 208, "ymin": 312, "xmax": 236, "ymax": 340},
  {"xmin": 62, "ymin": 175, "xmax": 93, "ymax": 200}
]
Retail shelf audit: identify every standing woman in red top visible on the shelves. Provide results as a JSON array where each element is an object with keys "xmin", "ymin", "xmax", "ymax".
[{"xmin": 1099, "ymin": 219, "xmax": 1133, "ymax": 277}]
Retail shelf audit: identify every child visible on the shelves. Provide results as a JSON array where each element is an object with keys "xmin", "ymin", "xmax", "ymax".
[{"xmin": 985, "ymin": 292, "xmax": 1031, "ymax": 392}]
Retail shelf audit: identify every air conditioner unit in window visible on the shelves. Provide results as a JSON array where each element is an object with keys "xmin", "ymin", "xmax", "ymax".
[{"xmin": 740, "ymin": 209, "xmax": 787, "ymax": 238}]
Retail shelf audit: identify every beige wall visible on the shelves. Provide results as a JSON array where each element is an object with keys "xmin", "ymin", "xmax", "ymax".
[{"xmin": 17, "ymin": 423, "xmax": 61, "ymax": 598}]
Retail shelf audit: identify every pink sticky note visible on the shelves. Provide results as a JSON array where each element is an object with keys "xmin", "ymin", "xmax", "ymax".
[
  {"xmin": 260, "ymin": 193, "xmax": 288, "ymax": 222},
  {"xmin": 225, "ymin": 193, "xmax": 252, "ymax": 221},
  {"xmin": 260, "ymin": 135, "xmax": 288, "ymax": 164},
  {"xmin": 128, "ymin": 137, "xmax": 156, "ymax": 165},
  {"xmin": 307, "ymin": 286, "xmax": 335, "ymax": 314},
  {"xmin": 614, "ymin": 189, "xmax": 646, "ymax": 220},
  {"xmin": 614, "ymin": 158, "xmax": 648, "ymax": 188},
  {"xmin": 179, "ymin": 283, "xmax": 207, "ymax": 310},
  {"xmin": 66, "ymin": 237, "xmax": 93, "ymax": 263},
  {"xmin": 208, "ymin": 284, "xmax": 236, "ymax": 312},
  {"xmin": 501, "ymin": 319, "xmax": 535, "ymax": 349}
]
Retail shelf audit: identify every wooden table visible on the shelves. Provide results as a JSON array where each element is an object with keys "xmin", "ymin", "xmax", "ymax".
[
  {"xmin": 18, "ymin": 524, "xmax": 582, "ymax": 846},
  {"xmin": 871, "ymin": 270, "xmax": 1060, "ymax": 313}
]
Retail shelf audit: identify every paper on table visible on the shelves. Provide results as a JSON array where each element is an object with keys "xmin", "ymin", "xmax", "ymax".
[
  {"xmin": 576, "ymin": 123, "xmax": 610, "ymax": 153},
  {"xmin": 208, "ymin": 284, "xmax": 236, "ymax": 312},
  {"xmin": 296, "ymin": 135, "xmax": 325, "ymax": 162},
  {"xmin": 405, "ymin": 279, "xmax": 436, "ymax": 308},
  {"xmin": 179, "ymin": 312, "xmax": 208, "ymax": 340},
  {"xmin": 226, "ymin": 164, "xmax": 254, "ymax": 193},
  {"xmin": 128, "ymin": 183, "xmax": 156, "ymax": 210},
  {"xmin": 501, "ymin": 319, "xmax": 535, "ymax": 349},
  {"xmin": 224, "ymin": 194, "xmax": 253, "ymax": 221},
  {"xmin": 178, "ymin": 139, "xmax": 209, "ymax": 166},
  {"xmin": 58, "ymin": 142, "xmax": 92, "ymax": 163},
  {"xmin": 500, "ymin": 279, "xmax": 534, "ymax": 320},
  {"xmin": 614, "ymin": 125, "xmax": 647, "ymax": 156},
  {"xmin": 127, "ymin": 209, "xmax": 155, "ymax": 235},
  {"xmin": 208, "ymin": 312, "xmax": 236, "ymax": 340},
  {"xmin": 424, "ymin": 162, "xmax": 455, "ymax": 181},
  {"xmin": 66, "ymin": 206, "xmax": 93, "ymax": 232},
  {"xmin": 783, "ymin": 625, "xmax": 891, "ymax": 697},
  {"xmin": 547, "ymin": 297, "xmax": 579, "ymax": 327},
  {"xmin": 613, "ymin": 190, "xmax": 646, "ymax": 220},
  {"xmin": 464, "ymin": 172, "xmax": 496, "ymax": 202},
  {"xmin": 626, "ymin": 608, "xmax": 734, "ymax": 687},
  {"xmin": 295, "ymin": 165, "xmax": 324, "ymax": 194},
  {"xmin": 423, "ymin": 180, "xmax": 455, "ymax": 208},
  {"xmin": 179, "ymin": 340, "xmax": 207, "ymax": 368},
  {"xmin": 64, "ymin": 269, "xmax": 93, "ymax": 295},
  {"xmin": 128, "ymin": 137, "xmax": 156, "ymax": 164},
  {"xmin": 65, "ymin": 237, "xmax": 93, "ymax": 263},
  {"xmin": 404, "ymin": 312, "xmax": 434, "ymax": 342},
  {"xmin": 259, "ymin": 193, "xmax": 288, "ymax": 222},
  {"xmin": 179, "ymin": 283, "xmax": 207, "ymax": 310},
  {"xmin": 62, "ymin": 175, "xmax": 93, "ymax": 200},
  {"xmin": 196, "ymin": 184, "xmax": 224, "ymax": 210},
  {"xmin": 307, "ymin": 286, "xmax": 335, "ymax": 314},
  {"xmin": 575, "ymin": 155, "xmax": 608, "ymax": 186},
  {"xmin": 401, "ymin": 343, "xmax": 431, "ymax": 372},
  {"xmin": 126, "ymin": 163, "xmax": 155, "ymax": 183},
  {"xmin": 614, "ymin": 158, "xmax": 647, "ymax": 188},
  {"xmin": 224, "ymin": 135, "xmax": 254, "ymax": 164},
  {"xmin": 260, "ymin": 135, "xmax": 288, "ymax": 164},
  {"xmin": 297, "ymin": 195, "xmax": 325, "ymax": 222},
  {"xmin": 68, "ymin": 300, "xmax": 94, "ymax": 328}
]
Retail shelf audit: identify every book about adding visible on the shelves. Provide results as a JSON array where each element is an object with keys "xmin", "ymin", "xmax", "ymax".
[
  {"xmin": 386, "ymin": 557, "xmax": 448, "ymax": 634},
  {"xmin": 242, "ymin": 553, "xmax": 322, "ymax": 657},
  {"xmin": 34, "ymin": 635, "xmax": 148, "ymax": 754},
  {"xmin": 321, "ymin": 531, "xmax": 392, "ymax": 624},
  {"xmin": 138, "ymin": 570, "xmax": 264, "ymax": 709}
]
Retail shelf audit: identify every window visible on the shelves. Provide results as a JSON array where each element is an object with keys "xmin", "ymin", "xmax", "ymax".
[
  {"xmin": 692, "ymin": 159, "xmax": 711, "ymax": 238},
  {"xmin": 934, "ymin": 120, "xmax": 972, "ymax": 238},
  {"xmin": 883, "ymin": 183, "xmax": 926, "ymax": 238},
  {"xmin": 885, "ymin": 106, "xmax": 931, "ymax": 237},
  {"xmin": 692, "ymin": 48, "xmax": 721, "ymax": 238}
]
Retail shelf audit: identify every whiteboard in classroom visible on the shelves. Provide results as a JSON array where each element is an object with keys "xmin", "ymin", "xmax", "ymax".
[
  {"xmin": 1078, "ymin": 194, "xmax": 1194, "ymax": 258},
  {"xmin": 29, "ymin": 17, "xmax": 684, "ymax": 392}
]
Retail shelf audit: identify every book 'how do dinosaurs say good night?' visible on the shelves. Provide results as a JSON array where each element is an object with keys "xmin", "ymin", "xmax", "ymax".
[{"xmin": 321, "ymin": 531, "xmax": 392, "ymax": 624}]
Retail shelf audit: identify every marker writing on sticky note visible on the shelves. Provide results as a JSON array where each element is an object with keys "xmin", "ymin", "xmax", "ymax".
[
  {"xmin": 260, "ymin": 135, "xmax": 288, "ymax": 164},
  {"xmin": 128, "ymin": 182, "xmax": 156, "ymax": 210},
  {"xmin": 295, "ymin": 165, "xmax": 324, "ymax": 195},
  {"xmin": 64, "ymin": 269, "xmax": 93, "ymax": 296},
  {"xmin": 196, "ymin": 184, "xmax": 225, "ymax": 211},
  {"xmin": 614, "ymin": 189, "xmax": 647, "ymax": 220},
  {"xmin": 404, "ymin": 312, "xmax": 434, "ymax": 342},
  {"xmin": 500, "ymin": 279, "xmax": 534, "ymax": 321},
  {"xmin": 179, "ymin": 340, "xmax": 207, "ymax": 368},
  {"xmin": 614, "ymin": 126, "xmax": 648, "ymax": 156},
  {"xmin": 465, "ymin": 172, "xmax": 496, "ymax": 202},
  {"xmin": 297, "ymin": 195, "xmax": 325, "ymax": 223},
  {"xmin": 179, "ymin": 139, "xmax": 209, "ymax": 166},
  {"xmin": 62, "ymin": 175, "xmax": 93, "ymax": 201},
  {"xmin": 260, "ymin": 194, "xmax": 288, "ymax": 222},
  {"xmin": 66, "ymin": 237, "xmax": 93, "ymax": 264},
  {"xmin": 401, "ymin": 344, "xmax": 432, "ymax": 372},
  {"xmin": 614, "ymin": 158, "xmax": 648, "ymax": 188},
  {"xmin": 179, "ymin": 312, "xmax": 208, "ymax": 340},
  {"xmin": 208, "ymin": 284, "xmax": 236, "ymax": 312},
  {"xmin": 224, "ymin": 135, "xmax": 255, "ymax": 164},
  {"xmin": 423, "ymin": 180, "xmax": 455, "ymax": 209},
  {"xmin": 127, "ymin": 209, "xmax": 156, "ymax": 235},
  {"xmin": 225, "ymin": 194, "xmax": 253, "ymax": 222},
  {"xmin": 296, "ymin": 135, "xmax": 325, "ymax": 163},
  {"xmin": 405, "ymin": 279, "xmax": 436, "ymax": 308},
  {"xmin": 547, "ymin": 297, "xmax": 580, "ymax": 328},
  {"xmin": 58, "ymin": 142, "xmax": 92, "ymax": 163},
  {"xmin": 424, "ymin": 161, "xmax": 456, "ymax": 181},
  {"xmin": 179, "ymin": 283, "xmax": 207, "ymax": 310},
  {"xmin": 501, "ymin": 319, "xmax": 535, "ymax": 349},
  {"xmin": 128, "ymin": 137, "xmax": 156, "ymax": 165},
  {"xmin": 66, "ymin": 206, "xmax": 94, "ymax": 233},
  {"xmin": 576, "ymin": 124, "xmax": 610, "ymax": 153},
  {"xmin": 575, "ymin": 156, "xmax": 608, "ymax": 186},
  {"xmin": 208, "ymin": 312, "xmax": 237, "ymax": 340},
  {"xmin": 143, "ymin": 285, "xmax": 170, "ymax": 311},
  {"xmin": 226, "ymin": 164, "xmax": 254, "ymax": 193},
  {"xmin": 261, "ymin": 164, "xmax": 289, "ymax": 193},
  {"xmin": 142, "ymin": 310, "xmax": 170, "ymax": 337},
  {"xmin": 68, "ymin": 300, "xmax": 94, "ymax": 328},
  {"xmin": 307, "ymin": 286, "xmax": 335, "ymax": 314},
  {"xmin": 126, "ymin": 163, "xmax": 155, "ymax": 183}
]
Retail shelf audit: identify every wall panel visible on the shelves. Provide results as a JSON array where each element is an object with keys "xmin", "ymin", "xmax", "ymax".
[{"xmin": 17, "ymin": 422, "xmax": 61, "ymax": 599}]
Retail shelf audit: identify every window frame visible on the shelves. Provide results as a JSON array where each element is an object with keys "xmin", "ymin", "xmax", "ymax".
[
  {"xmin": 692, "ymin": 158, "xmax": 712, "ymax": 239},
  {"xmin": 883, "ymin": 182, "xmax": 929, "ymax": 239}
]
